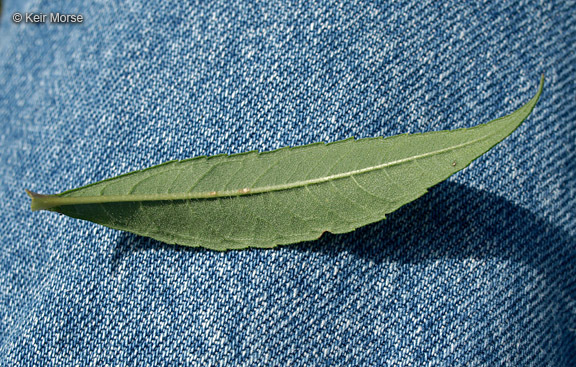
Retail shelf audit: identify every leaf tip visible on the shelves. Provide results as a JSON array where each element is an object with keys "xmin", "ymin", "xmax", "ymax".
[
  {"xmin": 538, "ymin": 73, "xmax": 545, "ymax": 96},
  {"xmin": 526, "ymin": 73, "xmax": 545, "ymax": 117}
]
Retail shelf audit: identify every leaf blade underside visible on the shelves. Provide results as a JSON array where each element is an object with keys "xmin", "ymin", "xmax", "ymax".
[{"xmin": 28, "ymin": 76, "xmax": 543, "ymax": 250}]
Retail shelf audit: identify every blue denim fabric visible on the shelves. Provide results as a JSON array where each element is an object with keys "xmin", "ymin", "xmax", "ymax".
[{"xmin": 1, "ymin": 1, "xmax": 575, "ymax": 366}]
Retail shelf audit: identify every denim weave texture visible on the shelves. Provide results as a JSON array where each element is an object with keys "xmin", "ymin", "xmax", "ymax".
[{"xmin": 0, "ymin": 0, "xmax": 575, "ymax": 366}]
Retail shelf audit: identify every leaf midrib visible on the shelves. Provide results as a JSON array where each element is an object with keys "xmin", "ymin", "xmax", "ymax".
[{"xmin": 31, "ymin": 135, "xmax": 490, "ymax": 209}]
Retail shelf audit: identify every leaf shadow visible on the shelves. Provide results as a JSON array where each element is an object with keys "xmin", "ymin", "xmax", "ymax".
[
  {"xmin": 110, "ymin": 181, "xmax": 575, "ymax": 275},
  {"xmin": 109, "ymin": 232, "xmax": 202, "ymax": 273},
  {"xmin": 292, "ymin": 181, "xmax": 575, "ymax": 267}
]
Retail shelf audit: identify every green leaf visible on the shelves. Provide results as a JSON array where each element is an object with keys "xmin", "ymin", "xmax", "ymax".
[{"xmin": 27, "ymin": 76, "xmax": 544, "ymax": 250}]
